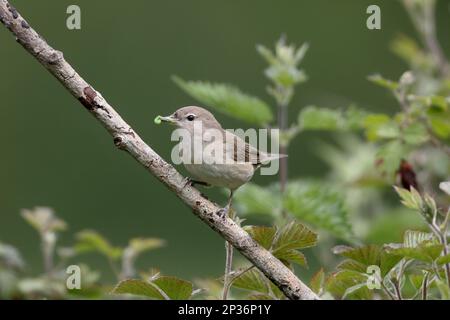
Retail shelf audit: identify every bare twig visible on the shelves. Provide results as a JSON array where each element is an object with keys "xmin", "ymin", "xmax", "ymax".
[{"xmin": 0, "ymin": 0, "xmax": 318, "ymax": 300}]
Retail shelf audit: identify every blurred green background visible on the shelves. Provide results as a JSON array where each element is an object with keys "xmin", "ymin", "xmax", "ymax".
[{"xmin": 1, "ymin": 0, "xmax": 449, "ymax": 282}]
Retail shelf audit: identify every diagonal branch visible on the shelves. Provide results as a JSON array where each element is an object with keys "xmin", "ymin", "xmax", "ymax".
[{"xmin": 0, "ymin": 1, "xmax": 318, "ymax": 300}]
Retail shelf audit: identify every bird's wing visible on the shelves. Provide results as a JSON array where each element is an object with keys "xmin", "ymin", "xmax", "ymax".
[{"xmin": 224, "ymin": 131, "xmax": 287, "ymax": 165}]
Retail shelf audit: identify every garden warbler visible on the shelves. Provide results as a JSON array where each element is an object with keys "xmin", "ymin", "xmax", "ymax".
[{"xmin": 159, "ymin": 106, "xmax": 286, "ymax": 217}]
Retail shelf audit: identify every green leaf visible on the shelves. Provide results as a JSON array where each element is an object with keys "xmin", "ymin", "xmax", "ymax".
[
  {"xmin": 436, "ymin": 254, "xmax": 450, "ymax": 265},
  {"xmin": 368, "ymin": 74, "xmax": 399, "ymax": 91},
  {"xmin": 363, "ymin": 114, "xmax": 399, "ymax": 141},
  {"xmin": 272, "ymin": 221, "xmax": 317, "ymax": 253},
  {"xmin": 153, "ymin": 276, "xmax": 193, "ymax": 300},
  {"xmin": 435, "ymin": 279, "xmax": 450, "ymax": 300},
  {"xmin": 112, "ymin": 277, "xmax": 193, "ymax": 300},
  {"xmin": 333, "ymin": 245, "xmax": 401, "ymax": 277},
  {"xmin": 376, "ymin": 140, "xmax": 410, "ymax": 178},
  {"xmin": 234, "ymin": 183, "xmax": 281, "ymax": 217},
  {"xmin": 394, "ymin": 186, "xmax": 423, "ymax": 210},
  {"xmin": 75, "ymin": 230, "xmax": 123, "ymax": 260},
  {"xmin": 428, "ymin": 112, "xmax": 450, "ymax": 139},
  {"xmin": 232, "ymin": 269, "xmax": 269, "ymax": 294},
  {"xmin": 298, "ymin": 106, "xmax": 345, "ymax": 131},
  {"xmin": 385, "ymin": 230, "xmax": 443, "ymax": 262},
  {"xmin": 326, "ymin": 270, "xmax": 372, "ymax": 300},
  {"xmin": 112, "ymin": 279, "xmax": 165, "ymax": 299},
  {"xmin": 403, "ymin": 123, "xmax": 429, "ymax": 145},
  {"xmin": 172, "ymin": 76, "xmax": 273, "ymax": 125},
  {"xmin": 283, "ymin": 181, "xmax": 353, "ymax": 241},
  {"xmin": 310, "ymin": 268, "xmax": 325, "ymax": 294},
  {"xmin": 244, "ymin": 226, "xmax": 276, "ymax": 250},
  {"xmin": 276, "ymin": 249, "xmax": 307, "ymax": 267}
]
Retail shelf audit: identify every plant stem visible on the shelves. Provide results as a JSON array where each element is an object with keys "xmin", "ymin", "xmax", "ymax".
[
  {"xmin": 222, "ymin": 207, "xmax": 236, "ymax": 300},
  {"xmin": 278, "ymin": 99, "xmax": 289, "ymax": 219},
  {"xmin": 421, "ymin": 273, "xmax": 429, "ymax": 300}
]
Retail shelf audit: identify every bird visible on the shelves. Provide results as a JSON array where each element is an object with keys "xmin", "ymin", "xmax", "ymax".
[{"xmin": 157, "ymin": 106, "xmax": 286, "ymax": 217}]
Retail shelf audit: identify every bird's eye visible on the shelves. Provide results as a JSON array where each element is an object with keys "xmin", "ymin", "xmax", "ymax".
[{"xmin": 186, "ymin": 114, "xmax": 195, "ymax": 121}]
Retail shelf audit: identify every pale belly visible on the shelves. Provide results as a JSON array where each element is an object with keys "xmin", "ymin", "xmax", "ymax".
[{"xmin": 184, "ymin": 162, "xmax": 255, "ymax": 190}]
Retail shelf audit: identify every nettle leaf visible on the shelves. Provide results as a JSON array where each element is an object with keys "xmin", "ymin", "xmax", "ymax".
[
  {"xmin": 153, "ymin": 276, "xmax": 193, "ymax": 300},
  {"xmin": 298, "ymin": 106, "xmax": 345, "ymax": 131},
  {"xmin": 310, "ymin": 268, "xmax": 325, "ymax": 294},
  {"xmin": 276, "ymin": 249, "xmax": 307, "ymax": 267},
  {"xmin": 75, "ymin": 230, "xmax": 123, "ymax": 260},
  {"xmin": 403, "ymin": 123, "xmax": 429, "ymax": 145},
  {"xmin": 234, "ymin": 183, "xmax": 281, "ymax": 217},
  {"xmin": 283, "ymin": 181, "xmax": 353, "ymax": 241},
  {"xmin": 363, "ymin": 114, "xmax": 399, "ymax": 141},
  {"xmin": 244, "ymin": 226, "xmax": 276, "ymax": 250},
  {"xmin": 368, "ymin": 74, "xmax": 399, "ymax": 91},
  {"xmin": 326, "ymin": 270, "xmax": 372, "ymax": 300},
  {"xmin": 428, "ymin": 112, "xmax": 450, "ymax": 139},
  {"xmin": 112, "ymin": 279, "xmax": 165, "ymax": 299},
  {"xmin": 232, "ymin": 268, "xmax": 269, "ymax": 294},
  {"xmin": 385, "ymin": 230, "xmax": 443, "ymax": 262},
  {"xmin": 333, "ymin": 245, "xmax": 401, "ymax": 277},
  {"xmin": 172, "ymin": 76, "xmax": 273, "ymax": 125},
  {"xmin": 376, "ymin": 140, "xmax": 410, "ymax": 178},
  {"xmin": 272, "ymin": 221, "xmax": 317, "ymax": 253},
  {"xmin": 112, "ymin": 277, "xmax": 193, "ymax": 300}
]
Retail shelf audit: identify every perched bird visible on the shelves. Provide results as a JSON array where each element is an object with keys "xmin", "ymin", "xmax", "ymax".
[{"xmin": 158, "ymin": 106, "xmax": 286, "ymax": 217}]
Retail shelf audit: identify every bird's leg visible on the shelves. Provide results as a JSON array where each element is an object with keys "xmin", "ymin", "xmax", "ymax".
[{"xmin": 216, "ymin": 190, "xmax": 234, "ymax": 220}]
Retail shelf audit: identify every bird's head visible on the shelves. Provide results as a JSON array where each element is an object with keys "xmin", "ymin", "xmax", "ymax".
[{"xmin": 159, "ymin": 106, "xmax": 222, "ymax": 132}]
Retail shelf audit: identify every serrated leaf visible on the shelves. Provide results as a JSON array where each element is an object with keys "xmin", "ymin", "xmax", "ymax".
[
  {"xmin": 394, "ymin": 186, "xmax": 423, "ymax": 210},
  {"xmin": 326, "ymin": 270, "xmax": 372, "ymax": 300},
  {"xmin": 333, "ymin": 245, "xmax": 401, "ymax": 277},
  {"xmin": 75, "ymin": 230, "xmax": 123, "ymax": 260},
  {"xmin": 283, "ymin": 181, "xmax": 353, "ymax": 241},
  {"xmin": 403, "ymin": 123, "xmax": 429, "ymax": 145},
  {"xmin": 376, "ymin": 140, "xmax": 410, "ymax": 178},
  {"xmin": 244, "ymin": 226, "xmax": 276, "ymax": 250},
  {"xmin": 232, "ymin": 269, "xmax": 269, "ymax": 294},
  {"xmin": 276, "ymin": 249, "xmax": 307, "ymax": 267},
  {"xmin": 298, "ymin": 106, "xmax": 345, "ymax": 131},
  {"xmin": 363, "ymin": 114, "xmax": 399, "ymax": 141},
  {"xmin": 310, "ymin": 268, "xmax": 325, "ymax": 294},
  {"xmin": 112, "ymin": 279, "xmax": 165, "ymax": 299},
  {"xmin": 172, "ymin": 76, "xmax": 273, "ymax": 125},
  {"xmin": 153, "ymin": 276, "xmax": 193, "ymax": 300},
  {"xmin": 272, "ymin": 221, "xmax": 317, "ymax": 253},
  {"xmin": 234, "ymin": 183, "xmax": 281, "ymax": 217}
]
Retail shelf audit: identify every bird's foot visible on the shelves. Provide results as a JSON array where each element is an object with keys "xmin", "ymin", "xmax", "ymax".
[
  {"xmin": 184, "ymin": 177, "xmax": 210, "ymax": 188},
  {"xmin": 216, "ymin": 206, "xmax": 229, "ymax": 219}
]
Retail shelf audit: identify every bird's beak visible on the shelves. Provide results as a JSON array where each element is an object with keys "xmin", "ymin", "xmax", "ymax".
[{"xmin": 159, "ymin": 115, "xmax": 177, "ymax": 124}]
